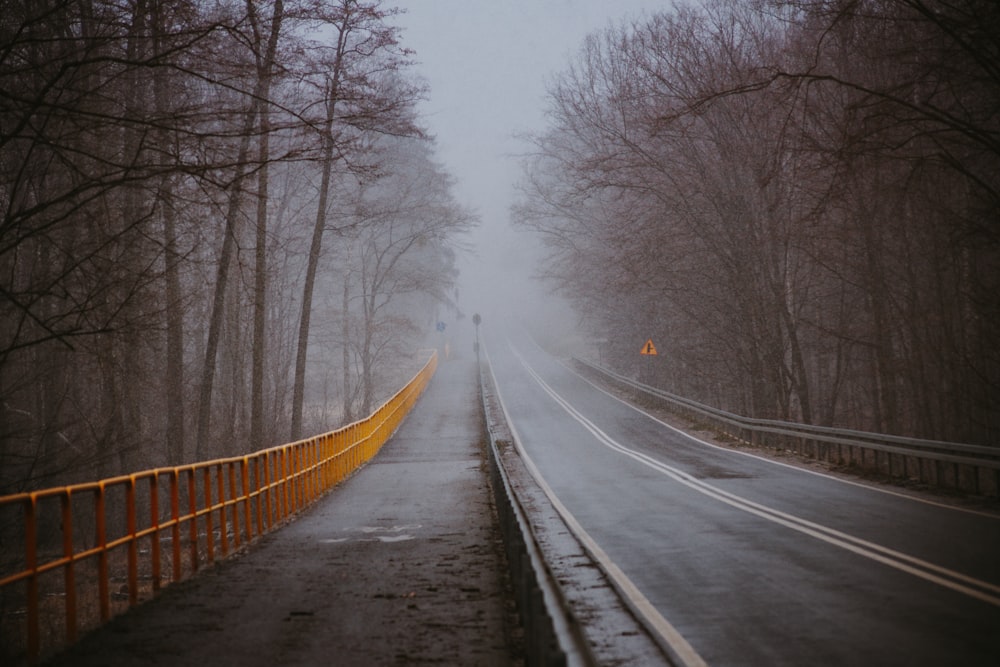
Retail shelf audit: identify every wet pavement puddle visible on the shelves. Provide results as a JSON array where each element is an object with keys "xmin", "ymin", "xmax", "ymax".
[{"xmin": 319, "ymin": 524, "xmax": 422, "ymax": 544}]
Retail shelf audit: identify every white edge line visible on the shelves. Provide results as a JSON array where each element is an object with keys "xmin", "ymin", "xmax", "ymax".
[
  {"xmin": 491, "ymin": 341, "xmax": 710, "ymax": 667},
  {"xmin": 564, "ymin": 360, "xmax": 1000, "ymax": 520},
  {"xmin": 517, "ymin": 350, "xmax": 1000, "ymax": 607}
]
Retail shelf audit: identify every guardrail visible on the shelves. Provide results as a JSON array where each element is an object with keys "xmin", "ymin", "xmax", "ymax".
[
  {"xmin": 479, "ymin": 351, "xmax": 598, "ymax": 667},
  {"xmin": 572, "ymin": 358, "xmax": 1000, "ymax": 499},
  {"xmin": 0, "ymin": 350, "xmax": 437, "ymax": 666}
]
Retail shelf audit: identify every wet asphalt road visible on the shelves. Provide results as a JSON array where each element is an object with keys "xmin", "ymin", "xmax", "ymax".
[
  {"xmin": 487, "ymin": 329, "xmax": 1000, "ymax": 667},
  {"xmin": 45, "ymin": 357, "xmax": 520, "ymax": 667}
]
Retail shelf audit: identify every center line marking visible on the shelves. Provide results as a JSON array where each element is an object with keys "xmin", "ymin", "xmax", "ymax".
[{"xmin": 511, "ymin": 344, "xmax": 1000, "ymax": 608}]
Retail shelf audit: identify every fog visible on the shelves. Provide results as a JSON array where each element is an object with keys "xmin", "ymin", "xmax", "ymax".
[
  {"xmin": 4, "ymin": 0, "xmax": 994, "ymax": 490},
  {"xmin": 391, "ymin": 1, "xmax": 668, "ymax": 351}
]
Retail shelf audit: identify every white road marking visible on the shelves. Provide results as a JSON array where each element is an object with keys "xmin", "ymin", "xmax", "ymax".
[
  {"xmin": 489, "ymin": 347, "xmax": 710, "ymax": 667},
  {"xmin": 565, "ymin": 360, "xmax": 1000, "ymax": 520},
  {"xmin": 511, "ymin": 345, "xmax": 1000, "ymax": 608}
]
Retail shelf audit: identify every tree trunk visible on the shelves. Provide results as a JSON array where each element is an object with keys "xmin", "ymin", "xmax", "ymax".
[
  {"xmin": 151, "ymin": 0, "xmax": 185, "ymax": 464},
  {"xmin": 195, "ymin": 0, "xmax": 284, "ymax": 460},
  {"xmin": 291, "ymin": 20, "xmax": 348, "ymax": 439},
  {"xmin": 342, "ymin": 274, "xmax": 354, "ymax": 423},
  {"xmin": 160, "ymin": 183, "xmax": 185, "ymax": 463},
  {"xmin": 291, "ymin": 89, "xmax": 337, "ymax": 440},
  {"xmin": 249, "ymin": 0, "xmax": 283, "ymax": 452},
  {"xmin": 361, "ymin": 298, "xmax": 374, "ymax": 416},
  {"xmin": 861, "ymin": 214, "xmax": 898, "ymax": 434},
  {"xmin": 194, "ymin": 110, "xmax": 256, "ymax": 461},
  {"xmin": 116, "ymin": 0, "xmax": 150, "ymax": 474}
]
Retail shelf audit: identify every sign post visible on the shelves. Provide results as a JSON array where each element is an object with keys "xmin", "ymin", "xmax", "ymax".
[
  {"xmin": 436, "ymin": 320, "xmax": 448, "ymax": 359},
  {"xmin": 472, "ymin": 313, "xmax": 481, "ymax": 357},
  {"xmin": 640, "ymin": 338, "xmax": 657, "ymax": 383}
]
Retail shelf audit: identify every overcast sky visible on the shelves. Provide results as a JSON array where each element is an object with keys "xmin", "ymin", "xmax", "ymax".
[{"xmin": 391, "ymin": 1, "xmax": 671, "ymax": 323}]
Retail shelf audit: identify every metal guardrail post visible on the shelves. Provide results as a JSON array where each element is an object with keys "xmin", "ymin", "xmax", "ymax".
[
  {"xmin": 170, "ymin": 470, "xmax": 181, "ymax": 582},
  {"xmin": 61, "ymin": 491, "xmax": 77, "ymax": 643},
  {"xmin": 126, "ymin": 480, "xmax": 138, "ymax": 607},
  {"xmin": 25, "ymin": 496, "xmax": 39, "ymax": 662},
  {"xmin": 95, "ymin": 485, "xmax": 109, "ymax": 622},
  {"xmin": 150, "ymin": 474, "xmax": 161, "ymax": 595}
]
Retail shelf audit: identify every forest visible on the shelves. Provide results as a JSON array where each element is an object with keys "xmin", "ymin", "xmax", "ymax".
[
  {"xmin": 515, "ymin": 0, "xmax": 1000, "ymax": 445},
  {"xmin": 0, "ymin": 0, "xmax": 473, "ymax": 494}
]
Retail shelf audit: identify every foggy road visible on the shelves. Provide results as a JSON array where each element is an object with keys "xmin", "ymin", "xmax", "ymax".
[{"xmin": 486, "ymin": 329, "xmax": 1000, "ymax": 667}]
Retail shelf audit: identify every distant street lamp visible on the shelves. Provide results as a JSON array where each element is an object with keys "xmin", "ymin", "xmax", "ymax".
[{"xmin": 472, "ymin": 313, "xmax": 481, "ymax": 355}]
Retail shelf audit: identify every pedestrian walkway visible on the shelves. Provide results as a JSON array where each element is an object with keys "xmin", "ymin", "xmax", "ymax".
[{"xmin": 45, "ymin": 358, "xmax": 520, "ymax": 666}]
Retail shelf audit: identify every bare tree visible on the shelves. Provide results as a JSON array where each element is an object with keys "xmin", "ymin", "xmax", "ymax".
[
  {"xmin": 339, "ymin": 135, "xmax": 473, "ymax": 415},
  {"xmin": 515, "ymin": 0, "xmax": 1000, "ymax": 442},
  {"xmin": 0, "ymin": 0, "xmax": 220, "ymax": 486},
  {"xmin": 290, "ymin": 0, "xmax": 421, "ymax": 440},
  {"xmin": 0, "ymin": 0, "xmax": 449, "ymax": 494},
  {"xmin": 247, "ymin": 0, "xmax": 284, "ymax": 452}
]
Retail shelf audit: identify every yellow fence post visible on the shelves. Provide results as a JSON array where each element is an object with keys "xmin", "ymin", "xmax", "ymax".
[
  {"xmin": 95, "ymin": 484, "xmax": 110, "ymax": 622},
  {"xmin": 127, "ymin": 478, "xmax": 138, "ymax": 608},
  {"xmin": 62, "ymin": 490, "xmax": 77, "ymax": 644},
  {"xmin": 203, "ymin": 468, "xmax": 214, "ymax": 565},
  {"xmin": 150, "ymin": 474, "xmax": 161, "ymax": 594},
  {"xmin": 171, "ymin": 470, "xmax": 181, "ymax": 582},
  {"xmin": 25, "ymin": 495, "xmax": 39, "ymax": 663},
  {"xmin": 216, "ymin": 466, "xmax": 227, "ymax": 558},
  {"xmin": 187, "ymin": 469, "xmax": 198, "ymax": 574}
]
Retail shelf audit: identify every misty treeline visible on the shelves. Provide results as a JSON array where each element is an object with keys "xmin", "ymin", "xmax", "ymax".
[
  {"xmin": 0, "ymin": 0, "xmax": 473, "ymax": 494},
  {"xmin": 516, "ymin": 0, "xmax": 999, "ymax": 444}
]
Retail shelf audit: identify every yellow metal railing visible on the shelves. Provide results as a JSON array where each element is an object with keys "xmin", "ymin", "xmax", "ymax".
[{"xmin": 0, "ymin": 350, "xmax": 437, "ymax": 665}]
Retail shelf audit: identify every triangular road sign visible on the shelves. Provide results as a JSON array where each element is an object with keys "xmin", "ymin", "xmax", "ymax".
[{"xmin": 641, "ymin": 339, "xmax": 658, "ymax": 356}]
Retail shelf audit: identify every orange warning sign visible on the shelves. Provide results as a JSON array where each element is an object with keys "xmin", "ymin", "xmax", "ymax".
[{"xmin": 641, "ymin": 339, "xmax": 658, "ymax": 355}]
